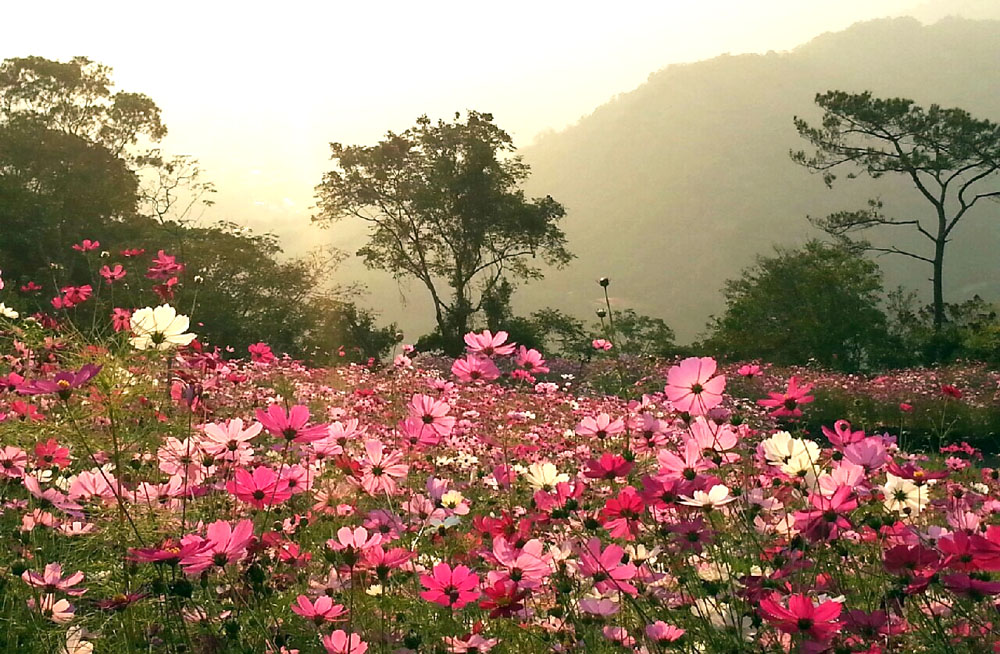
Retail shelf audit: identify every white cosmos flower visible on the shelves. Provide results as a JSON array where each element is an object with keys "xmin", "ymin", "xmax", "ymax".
[
  {"xmin": 679, "ymin": 484, "xmax": 736, "ymax": 510},
  {"xmin": 524, "ymin": 462, "xmax": 569, "ymax": 491},
  {"xmin": 883, "ymin": 473, "xmax": 928, "ymax": 516},
  {"xmin": 0, "ymin": 303, "xmax": 18, "ymax": 319},
  {"xmin": 64, "ymin": 626, "xmax": 94, "ymax": 654},
  {"xmin": 129, "ymin": 304, "xmax": 196, "ymax": 350}
]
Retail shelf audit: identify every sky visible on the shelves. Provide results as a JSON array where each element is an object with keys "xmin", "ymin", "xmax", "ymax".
[{"xmin": 3, "ymin": 0, "xmax": 995, "ymax": 253}]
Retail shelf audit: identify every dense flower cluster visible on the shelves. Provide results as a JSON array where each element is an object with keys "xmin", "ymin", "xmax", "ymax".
[{"xmin": 2, "ymin": 243, "xmax": 1000, "ymax": 653}]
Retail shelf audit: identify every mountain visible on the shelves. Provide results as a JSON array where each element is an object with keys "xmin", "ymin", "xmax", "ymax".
[{"xmin": 514, "ymin": 16, "xmax": 1000, "ymax": 341}]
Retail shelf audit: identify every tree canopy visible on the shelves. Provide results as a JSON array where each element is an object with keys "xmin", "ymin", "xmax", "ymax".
[
  {"xmin": 0, "ymin": 56, "xmax": 392, "ymax": 363},
  {"xmin": 704, "ymin": 240, "xmax": 892, "ymax": 371},
  {"xmin": 313, "ymin": 111, "xmax": 571, "ymax": 353}
]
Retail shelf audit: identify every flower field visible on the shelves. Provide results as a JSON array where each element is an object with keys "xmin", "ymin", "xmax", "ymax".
[{"xmin": 3, "ymin": 262, "xmax": 1000, "ymax": 653}]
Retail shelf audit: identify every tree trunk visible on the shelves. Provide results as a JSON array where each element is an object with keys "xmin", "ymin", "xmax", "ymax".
[{"xmin": 932, "ymin": 238, "xmax": 945, "ymax": 331}]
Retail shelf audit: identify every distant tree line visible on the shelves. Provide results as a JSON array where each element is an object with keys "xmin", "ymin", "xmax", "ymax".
[
  {"xmin": 5, "ymin": 56, "xmax": 999, "ymax": 370},
  {"xmin": 0, "ymin": 56, "xmax": 395, "ymax": 363}
]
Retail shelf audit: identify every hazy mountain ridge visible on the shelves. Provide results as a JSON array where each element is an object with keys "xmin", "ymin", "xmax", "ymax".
[{"xmin": 514, "ymin": 16, "xmax": 1000, "ymax": 342}]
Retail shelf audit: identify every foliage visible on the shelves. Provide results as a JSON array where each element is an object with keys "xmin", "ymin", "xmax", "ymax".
[
  {"xmin": 0, "ymin": 56, "xmax": 391, "ymax": 362},
  {"xmin": 705, "ymin": 240, "xmax": 892, "ymax": 371},
  {"xmin": 793, "ymin": 90, "xmax": 1000, "ymax": 331},
  {"xmin": 313, "ymin": 111, "xmax": 572, "ymax": 353},
  {"xmin": 887, "ymin": 290, "xmax": 1000, "ymax": 366}
]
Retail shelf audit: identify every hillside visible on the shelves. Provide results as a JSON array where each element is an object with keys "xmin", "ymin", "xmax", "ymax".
[{"xmin": 514, "ymin": 16, "xmax": 1000, "ymax": 341}]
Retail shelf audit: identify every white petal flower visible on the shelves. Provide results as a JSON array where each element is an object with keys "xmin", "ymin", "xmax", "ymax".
[
  {"xmin": 524, "ymin": 462, "xmax": 569, "ymax": 491},
  {"xmin": 0, "ymin": 303, "xmax": 18, "ymax": 319},
  {"xmin": 679, "ymin": 484, "xmax": 736, "ymax": 509},
  {"xmin": 129, "ymin": 304, "xmax": 196, "ymax": 350}
]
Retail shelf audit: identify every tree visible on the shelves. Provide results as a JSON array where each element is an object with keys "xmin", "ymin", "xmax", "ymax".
[
  {"xmin": 792, "ymin": 90, "xmax": 1000, "ymax": 331},
  {"xmin": 704, "ymin": 241, "xmax": 891, "ymax": 371},
  {"xmin": 601, "ymin": 309, "xmax": 676, "ymax": 358},
  {"xmin": 313, "ymin": 111, "xmax": 572, "ymax": 354},
  {"xmin": 0, "ymin": 56, "xmax": 394, "ymax": 363},
  {"xmin": 0, "ymin": 56, "xmax": 166, "ymax": 288}
]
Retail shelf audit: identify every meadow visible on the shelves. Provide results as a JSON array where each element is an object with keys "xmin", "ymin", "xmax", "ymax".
[{"xmin": 2, "ymin": 248, "xmax": 1000, "ymax": 654}]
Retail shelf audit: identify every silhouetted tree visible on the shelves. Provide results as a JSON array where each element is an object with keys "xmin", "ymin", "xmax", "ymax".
[
  {"xmin": 313, "ymin": 111, "xmax": 571, "ymax": 354},
  {"xmin": 793, "ymin": 90, "xmax": 1000, "ymax": 331}
]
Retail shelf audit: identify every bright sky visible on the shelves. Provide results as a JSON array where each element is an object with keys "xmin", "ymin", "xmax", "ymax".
[{"xmin": 2, "ymin": 0, "xmax": 988, "ymax": 252}]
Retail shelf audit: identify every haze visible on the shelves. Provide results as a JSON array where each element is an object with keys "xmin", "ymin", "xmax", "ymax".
[{"xmin": 5, "ymin": 0, "xmax": 999, "ymax": 337}]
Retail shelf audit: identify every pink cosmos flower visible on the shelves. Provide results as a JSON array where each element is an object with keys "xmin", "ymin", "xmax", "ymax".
[
  {"xmin": 28, "ymin": 594, "xmax": 75, "ymax": 623},
  {"xmin": 758, "ymin": 376, "xmax": 815, "ymax": 418},
  {"xmin": 227, "ymin": 466, "xmax": 291, "ymax": 508},
  {"xmin": 256, "ymin": 404, "xmax": 328, "ymax": 443},
  {"xmin": 290, "ymin": 595, "xmax": 347, "ymax": 625},
  {"xmin": 34, "ymin": 439, "xmax": 71, "ymax": 468},
  {"xmin": 363, "ymin": 545, "xmax": 413, "ymax": 580},
  {"xmin": 664, "ymin": 357, "xmax": 726, "ymax": 416},
  {"xmin": 576, "ymin": 413, "xmax": 626, "ymax": 440},
  {"xmin": 180, "ymin": 519, "xmax": 255, "ymax": 574},
  {"xmin": 578, "ymin": 538, "xmax": 638, "ymax": 596},
  {"xmin": 327, "ymin": 526, "xmax": 382, "ymax": 554},
  {"xmin": 442, "ymin": 633, "xmax": 499, "ymax": 653},
  {"xmin": 822, "ymin": 420, "xmax": 866, "ymax": 449},
  {"xmin": 322, "ymin": 631, "xmax": 368, "ymax": 654},
  {"xmin": 420, "ymin": 562, "xmax": 480, "ymax": 609},
  {"xmin": 584, "ymin": 452, "xmax": 632, "ymax": 480},
  {"xmin": 100, "ymin": 264, "xmax": 126, "ymax": 284},
  {"xmin": 737, "ymin": 363, "xmax": 761, "ymax": 378},
  {"xmin": 464, "ymin": 330, "xmax": 516, "ymax": 357},
  {"xmin": 592, "ymin": 339, "xmax": 613, "ymax": 351},
  {"xmin": 111, "ymin": 308, "xmax": 132, "ymax": 332},
  {"xmin": 600, "ymin": 486, "xmax": 646, "ymax": 540},
  {"xmin": 0, "ymin": 445, "xmax": 28, "ymax": 478},
  {"xmin": 72, "ymin": 239, "xmax": 100, "ymax": 252},
  {"xmin": 22, "ymin": 563, "xmax": 86, "ymax": 596},
  {"xmin": 146, "ymin": 250, "xmax": 185, "ymax": 280},
  {"xmin": 487, "ymin": 537, "xmax": 551, "ymax": 590},
  {"xmin": 18, "ymin": 364, "xmax": 102, "ymax": 399},
  {"xmin": 759, "ymin": 593, "xmax": 842, "ymax": 641},
  {"xmin": 408, "ymin": 394, "xmax": 456, "ymax": 437},
  {"xmin": 202, "ymin": 418, "xmax": 261, "ymax": 460},
  {"xmin": 157, "ymin": 437, "xmax": 205, "ymax": 485},
  {"xmin": 657, "ymin": 438, "xmax": 715, "ymax": 481},
  {"xmin": 514, "ymin": 346, "xmax": 549, "ymax": 374},
  {"xmin": 451, "ymin": 355, "xmax": 501, "ymax": 383},
  {"xmin": 646, "ymin": 621, "xmax": 685, "ymax": 644},
  {"xmin": 359, "ymin": 440, "xmax": 408, "ymax": 495},
  {"xmin": 793, "ymin": 486, "xmax": 858, "ymax": 541}
]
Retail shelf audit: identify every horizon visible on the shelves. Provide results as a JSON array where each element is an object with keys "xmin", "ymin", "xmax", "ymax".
[
  {"xmin": 5, "ymin": 0, "xmax": 1000, "ymax": 341},
  {"xmin": 4, "ymin": 1, "xmax": 992, "ymax": 252}
]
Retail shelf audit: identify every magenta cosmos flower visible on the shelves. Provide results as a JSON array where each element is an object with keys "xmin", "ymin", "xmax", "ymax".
[
  {"xmin": 759, "ymin": 592, "xmax": 842, "ymax": 641},
  {"xmin": 664, "ymin": 357, "xmax": 726, "ymax": 416},
  {"xmin": 226, "ymin": 465, "xmax": 291, "ymax": 508},
  {"xmin": 419, "ymin": 562, "xmax": 480, "ymax": 609},
  {"xmin": 290, "ymin": 594, "xmax": 348, "ymax": 625},
  {"xmin": 758, "ymin": 376, "xmax": 815, "ymax": 418},
  {"xmin": 256, "ymin": 404, "xmax": 328, "ymax": 443},
  {"xmin": 17, "ymin": 364, "xmax": 101, "ymax": 400}
]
